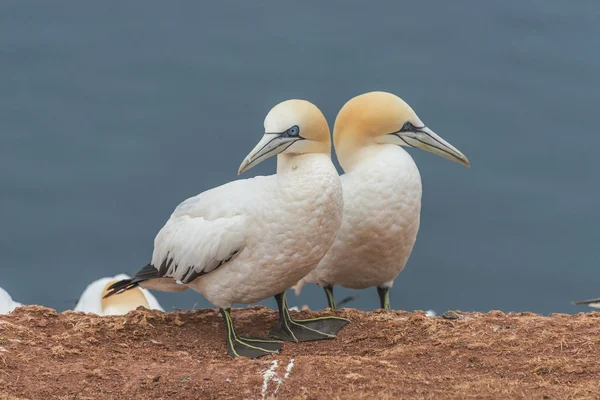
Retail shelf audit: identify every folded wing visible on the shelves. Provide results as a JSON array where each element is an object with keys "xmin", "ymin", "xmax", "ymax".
[{"xmin": 105, "ymin": 177, "xmax": 274, "ymax": 298}]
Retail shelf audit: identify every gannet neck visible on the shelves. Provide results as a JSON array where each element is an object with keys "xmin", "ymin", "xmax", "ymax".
[
  {"xmin": 343, "ymin": 143, "xmax": 416, "ymax": 174},
  {"xmin": 276, "ymin": 152, "xmax": 332, "ymax": 174},
  {"xmin": 335, "ymin": 133, "xmax": 375, "ymax": 172}
]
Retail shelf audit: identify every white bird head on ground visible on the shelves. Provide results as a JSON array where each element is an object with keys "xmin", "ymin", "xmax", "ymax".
[
  {"xmin": 333, "ymin": 91, "xmax": 470, "ymax": 171},
  {"xmin": 238, "ymin": 99, "xmax": 331, "ymax": 174}
]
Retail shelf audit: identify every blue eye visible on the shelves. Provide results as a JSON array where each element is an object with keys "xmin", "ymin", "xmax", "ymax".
[{"xmin": 287, "ymin": 125, "xmax": 300, "ymax": 136}]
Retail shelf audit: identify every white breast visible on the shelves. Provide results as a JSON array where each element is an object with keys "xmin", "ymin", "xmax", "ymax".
[{"xmin": 302, "ymin": 145, "xmax": 422, "ymax": 290}]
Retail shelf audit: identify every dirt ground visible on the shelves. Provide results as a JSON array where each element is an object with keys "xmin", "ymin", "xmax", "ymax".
[{"xmin": 0, "ymin": 306, "xmax": 599, "ymax": 400}]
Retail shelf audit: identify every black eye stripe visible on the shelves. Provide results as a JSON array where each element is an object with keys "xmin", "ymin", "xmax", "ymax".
[
  {"xmin": 265, "ymin": 125, "xmax": 301, "ymax": 137},
  {"xmin": 386, "ymin": 122, "xmax": 425, "ymax": 137},
  {"xmin": 399, "ymin": 121, "xmax": 425, "ymax": 133}
]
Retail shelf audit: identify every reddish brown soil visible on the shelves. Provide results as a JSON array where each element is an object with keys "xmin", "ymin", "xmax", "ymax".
[{"xmin": 0, "ymin": 306, "xmax": 599, "ymax": 400}]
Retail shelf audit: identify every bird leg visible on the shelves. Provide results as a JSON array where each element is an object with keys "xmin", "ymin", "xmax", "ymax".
[
  {"xmin": 268, "ymin": 291, "xmax": 349, "ymax": 342},
  {"xmin": 323, "ymin": 285, "xmax": 336, "ymax": 309},
  {"xmin": 377, "ymin": 286, "xmax": 391, "ymax": 310},
  {"xmin": 220, "ymin": 308, "xmax": 281, "ymax": 358}
]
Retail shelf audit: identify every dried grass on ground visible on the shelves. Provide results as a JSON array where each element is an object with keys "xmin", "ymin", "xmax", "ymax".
[{"xmin": 1, "ymin": 306, "xmax": 599, "ymax": 399}]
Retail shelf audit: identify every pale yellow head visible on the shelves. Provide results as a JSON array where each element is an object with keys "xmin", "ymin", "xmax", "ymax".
[
  {"xmin": 334, "ymin": 91, "xmax": 470, "ymax": 171},
  {"xmin": 238, "ymin": 99, "xmax": 331, "ymax": 174},
  {"xmin": 100, "ymin": 280, "xmax": 150, "ymax": 315}
]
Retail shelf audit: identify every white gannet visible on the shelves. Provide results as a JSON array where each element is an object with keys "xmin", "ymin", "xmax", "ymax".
[
  {"xmin": 572, "ymin": 297, "xmax": 600, "ymax": 309},
  {"xmin": 74, "ymin": 274, "xmax": 164, "ymax": 316},
  {"xmin": 296, "ymin": 91, "xmax": 470, "ymax": 310},
  {"xmin": 104, "ymin": 99, "xmax": 347, "ymax": 358},
  {"xmin": 0, "ymin": 287, "xmax": 22, "ymax": 315}
]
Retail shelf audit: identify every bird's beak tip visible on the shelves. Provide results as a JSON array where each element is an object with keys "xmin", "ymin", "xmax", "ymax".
[{"xmin": 238, "ymin": 159, "xmax": 249, "ymax": 175}]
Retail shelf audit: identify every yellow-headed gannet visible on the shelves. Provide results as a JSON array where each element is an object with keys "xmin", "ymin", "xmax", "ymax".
[
  {"xmin": 572, "ymin": 297, "xmax": 600, "ymax": 309},
  {"xmin": 296, "ymin": 91, "xmax": 470, "ymax": 310},
  {"xmin": 0, "ymin": 286, "xmax": 22, "ymax": 315},
  {"xmin": 74, "ymin": 274, "xmax": 164, "ymax": 316},
  {"xmin": 105, "ymin": 100, "xmax": 347, "ymax": 358}
]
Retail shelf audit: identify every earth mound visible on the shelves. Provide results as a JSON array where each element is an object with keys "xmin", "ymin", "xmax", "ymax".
[{"xmin": 1, "ymin": 306, "xmax": 599, "ymax": 399}]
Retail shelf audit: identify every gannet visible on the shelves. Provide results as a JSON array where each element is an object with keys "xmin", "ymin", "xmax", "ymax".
[
  {"xmin": 0, "ymin": 287, "xmax": 22, "ymax": 315},
  {"xmin": 74, "ymin": 274, "xmax": 163, "ymax": 316},
  {"xmin": 572, "ymin": 297, "xmax": 600, "ymax": 309},
  {"xmin": 296, "ymin": 91, "xmax": 470, "ymax": 310},
  {"xmin": 105, "ymin": 99, "xmax": 348, "ymax": 358}
]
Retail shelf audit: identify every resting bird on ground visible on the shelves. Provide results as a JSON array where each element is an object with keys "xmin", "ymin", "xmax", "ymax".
[
  {"xmin": 0, "ymin": 287, "xmax": 22, "ymax": 315},
  {"xmin": 295, "ymin": 91, "xmax": 470, "ymax": 310},
  {"xmin": 105, "ymin": 99, "xmax": 347, "ymax": 358},
  {"xmin": 74, "ymin": 274, "xmax": 163, "ymax": 316}
]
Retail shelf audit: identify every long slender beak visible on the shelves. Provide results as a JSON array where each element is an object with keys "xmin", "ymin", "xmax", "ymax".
[
  {"xmin": 397, "ymin": 126, "xmax": 470, "ymax": 167},
  {"xmin": 238, "ymin": 133, "xmax": 302, "ymax": 175}
]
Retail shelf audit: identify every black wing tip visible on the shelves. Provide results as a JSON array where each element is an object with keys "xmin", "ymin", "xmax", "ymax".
[
  {"xmin": 572, "ymin": 299, "xmax": 600, "ymax": 306},
  {"xmin": 103, "ymin": 279, "xmax": 137, "ymax": 299}
]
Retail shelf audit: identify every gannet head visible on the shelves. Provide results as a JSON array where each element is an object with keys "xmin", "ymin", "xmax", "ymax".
[
  {"xmin": 100, "ymin": 280, "xmax": 151, "ymax": 316},
  {"xmin": 238, "ymin": 99, "xmax": 330, "ymax": 174},
  {"xmin": 334, "ymin": 91, "xmax": 470, "ymax": 171}
]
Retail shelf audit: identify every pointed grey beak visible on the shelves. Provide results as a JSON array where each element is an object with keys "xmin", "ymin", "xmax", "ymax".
[
  {"xmin": 395, "ymin": 126, "xmax": 470, "ymax": 167},
  {"xmin": 238, "ymin": 133, "xmax": 303, "ymax": 175}
]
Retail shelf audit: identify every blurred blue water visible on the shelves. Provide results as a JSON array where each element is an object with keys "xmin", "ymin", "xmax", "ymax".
[{"xmin": 1, "ymin": 1, "xmax": 598, "ymax": 314}]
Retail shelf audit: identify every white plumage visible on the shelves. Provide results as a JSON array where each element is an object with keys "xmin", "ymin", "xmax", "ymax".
[
  {"xmin": 125, "ymin": 99, "xmax": 343, "ymax": 310},
  {"xmin": 296, "ymin": 91, "xmax": 470, "ymax": 309},
  {"xmin": 106, "ymin": 100, "xmax": 346, "ymax": 358},
  {"xmin": 301, "ymin": 145, "xmax": 422, "ymax": 291},
  {"xmin": 146, "ymin": 156, "xmax": 342, "ymax": 308},
  {"xmin": 0, "ymin": 287, "xmax": 22, "ymax": 315}
]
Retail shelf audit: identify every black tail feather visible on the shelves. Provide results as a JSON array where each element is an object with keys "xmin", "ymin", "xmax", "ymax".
[
  {"xmin": 104, "ymin": 279, "xmax": 138, "ymax": 298},
  {"xmin": 104, "ymin": 263, "xmax": 160, "ymax": 299}
]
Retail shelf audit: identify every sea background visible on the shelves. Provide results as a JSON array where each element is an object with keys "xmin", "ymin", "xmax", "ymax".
[{"xmin": 1, "ymin": 1, "xmax": 599, "ymax": 314}]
